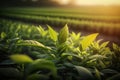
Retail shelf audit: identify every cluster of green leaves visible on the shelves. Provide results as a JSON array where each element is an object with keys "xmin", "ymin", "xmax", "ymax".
[{"xmin": 0, "ymin": 20, "xmax": 120, "ymax": 80}]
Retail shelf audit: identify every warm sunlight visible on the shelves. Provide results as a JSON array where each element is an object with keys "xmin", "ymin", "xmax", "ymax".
[
  {"xmin": 57, "ymin": 0, "xmax": 70, "ymax": 5},
  {"xmin": 75, "ymin": 0, "xmax": 120, "ymax": 5},
  {"xmin": 55, "ymin": 0, "xmax": 120, "ymax": 5}
]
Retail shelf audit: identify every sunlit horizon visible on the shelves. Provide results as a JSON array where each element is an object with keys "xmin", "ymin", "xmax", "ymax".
[{"xmin": 54, "ymin": 0, "xmax": 120, "ymax": 6}]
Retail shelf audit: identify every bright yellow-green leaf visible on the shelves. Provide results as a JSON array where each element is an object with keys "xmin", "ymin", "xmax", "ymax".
[
  {"xmin": 1, "ymin": 32, "xmax": 6, "ymax": 39},
  {"xmin": 48, "ymin": 25, "xmax": 58, "ymax": 41},
  {"xmin": 58, "ymin": 24, "xmax": 69, "ymax": 44},
  {"xmin": 10, "ymin": 54, "xmax": 33, "ymax": 64},
  {"xmin": 100, "ymin": 41, "xmax": 109, "ymax": 48},
  {"xmin": 36, "ymin": 26, "xmax": 47, "ymax": 37},
  {"xmin": 80, "ymin": 33, "xmax": 98, "ymax": 50}
]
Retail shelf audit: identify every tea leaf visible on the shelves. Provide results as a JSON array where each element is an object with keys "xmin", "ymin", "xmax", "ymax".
[
  {"xmin": 48, "ymin": 25, "xmax": 58, "ymax": 41},
  {"xmin": 106, "ymin": 73, "xmax": 120, "ymax": 80},
  {"xmin": 36, "ymin": 26, "xmax": 47, "ymax": 37},
  {"xmin": 17, "ymin": 40, "xmax": 51, "ymax": 50},
  {"xmin": 10, "ymin": 54, "xmax": 33, "ymax": 64},
  {"xmin": 0, "ymin": 68, "xmax": 22, "ymax": 79},
  {"xmin": 1, "ymin": 32, "xmax": 6, "ymax": 39},
  {"xmin": 100, "ymin": 41, "xmax": 109, "ymax": 48},
  {"xmin": 89, "ymin": 55, "xmax": 106, "ymax": 60},
  {"xmin": 113, "ymin": 43, "xmax": 119, "ymax": 50},
  {"xmin": 75, "ymin": 66, "xmax": 94, "ymax": 80},
  {"xmin": 95, "ymin": 68, "xmax": 101, "ymax": 80},
  {"xmin": 80, "ymin": 33, "xmax": 98, "ymax": 50},
  {"xmin": 58, "ymin": 24, "xmax": 69, "ymax": 44},
  {"xmin": 25, "ymin": 59, "xmax": 57, "ymax": 77},
  {"xmin": 101, "ymin": 69, "xmax": 119, "ymax": 74},
  {"xmin": 27, "ymin": 74, "xmax": 48, "ymax": 80}
]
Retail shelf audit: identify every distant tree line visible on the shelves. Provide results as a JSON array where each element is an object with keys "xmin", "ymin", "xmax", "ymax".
[{"xmin": 0, "ymin": 0, "xmax": 59, "ymax": 7}]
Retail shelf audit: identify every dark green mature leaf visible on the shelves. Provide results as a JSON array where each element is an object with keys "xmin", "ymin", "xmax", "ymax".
[
  {"xmin": 58, "ymin": 24, "xmax": 69, "ymax": 44},
  {"xmin": 106, "ymin": 74, "xmax": 120, "ymax": 80},
  {"xmin": 25, "ymin": 59, "xmax": 57, "ymax": 77},
  {"xmin": 27, "ymin": 74, "xmax": 48, "ymax": 80},
  {"xmin": 0, "ymin": 68, "xmax": 22, "ymax": 79},
  {"xmin": 101, "ymin": 69, "xmax": 119, "ymax": 74},
  {"xmin": 75, "ymin": 66, "xmax": 94, "ymax": 80},
  {"xmin": 48, "ymin": 25, "xmax": 58, "ymax": 41},
  {"xmin": 10, "ymin": 54, "xmax": 33, "ymax": 64},
  {"xmin": 95, "ymin": 68, "xmax": 101, "ymax": 80},
  {"xmin": 80, "ymin": 33, "xmax": 98, "ymax": 50}
]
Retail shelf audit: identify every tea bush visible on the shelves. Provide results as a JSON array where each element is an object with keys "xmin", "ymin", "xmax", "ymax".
[{"xmin": 0, "ymin": 20, "xmax": 120, "ymax": 80}]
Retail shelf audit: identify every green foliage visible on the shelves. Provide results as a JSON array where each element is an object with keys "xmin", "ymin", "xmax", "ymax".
[{"xmin": 0, "ymin": 19, "xmax": 120, "ymax": 80}]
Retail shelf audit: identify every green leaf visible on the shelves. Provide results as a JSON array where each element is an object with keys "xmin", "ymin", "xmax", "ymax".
[
  {"xmin": 80, "ymin": 33, "xmax": 98, "ymax": 50},
  {"xmin": 17, "ymin": 40, "xmax": 51, "ymax": 50},
  {"xmin": 36, "ymin": 26, "xmax": 47, "ymax": 37},
  {"xmin": 1, "ymin": 32, "xmax": 6, "ymax": 39},
  {"xmin": 99, "ymin": 60, "xmax": 106, "ymax": 68},
  {"xmin": 100, "ymin": 41, "xmax": 109, "ymax": 48},
  {"xmin": 71, "ymin": 32, "xmax": 81, "ymax": 41},
  {"xmin": 27, "ymin": 74, "xmax": 48, "ymax": 80},
  {"xmin": 61, "ymin": 53, "xmax": 82, "ymax": 60},
  {"xmin": 95, "ymin": 68, "xmax": 101, "ymax": 80},
  {"xmin": 48, "ymin": 25, "xmax": 58, "ymax": 41},
  {"xmin": 101, "ymin": 69, "xmax": 119, "ymax": 74},
  {"xmin": 10, "ymin": 54, "xmax": 33, "ymax": 64},
  {"xmin": 0, "ymin": 68, "xmax": 22, "ymax": 79},
  {"xmin": 25, "ymin": 59, "xmax": 57, "ymax": 77},
  {"xmin": 89, "ymin": 55, "xmax": 106, "ymax": 60},
  {"xmin": 106, "ymin": 74, "xmax": 120, "ymax": 80},
  {"xmin": 58, "ymin": 24, "xmax": 69, "ymax": 44},
  {"xmin": 75, "ymin": 66, "xmax": 94, "ymax": 80},
  {"xmin": 113, "ymin": 43, "xmax": 119, "ymax": 50}
]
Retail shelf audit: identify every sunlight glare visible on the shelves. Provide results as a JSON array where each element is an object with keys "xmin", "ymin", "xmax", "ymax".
[
  {"xmin": 75, "ymin": 0, "xmax": 120, "ymax": 6},
  {"xmin": 55, "ymin": 0, "xmax": 120, "ymax": 6},
  {"xmin": 58, "ymin": 0, "xmax": 70, "ymax": 5}
]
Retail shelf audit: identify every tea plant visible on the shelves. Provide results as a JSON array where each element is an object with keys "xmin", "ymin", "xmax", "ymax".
[{"xmin": 0, "ymin": 20, "xmax": 120, "ymax": 80}]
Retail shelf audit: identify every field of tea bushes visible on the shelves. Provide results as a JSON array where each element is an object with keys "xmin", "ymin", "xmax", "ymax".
[
  {"xmin": 0, "ymin": 7, "xmax": 120, "ymax": 80},
  {"xmin": 0, "ymin": 19, "xmax": 120, "ymax": 80},
  {"xmin": 0, "ymin": 8, "xmax": 120, "ymax": 37}
]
